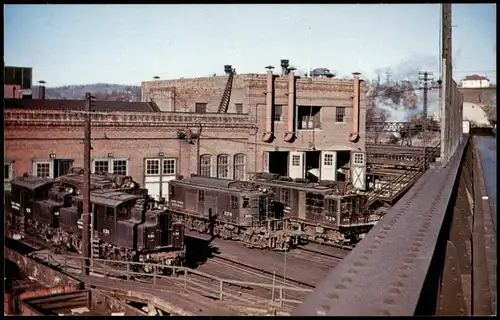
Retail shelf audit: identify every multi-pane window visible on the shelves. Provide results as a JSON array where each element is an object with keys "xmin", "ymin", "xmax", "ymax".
[
  {"xmin": 292, "ymin": 155, "xmax": 301, "ymax": 166},
  {"xmin": 233, "ymin": 154, "xmax": 245, "ymax": 180},
  {"xmin": 353, "ymin": 153, "xmax": 365, "ymax": 165},
  {"xmin": 36, "ymin": 163, "xmax": 51, "ymax": 178},
  {"xmin": 163, "ymin": 159, "xmax": 176, "ymax": 175},
  {"xmin": 94, "ymin": 160, "xmax": 109, "ymax": 174},
  {"xmin": 324, "ymin": 154, "xmax": 333, "ymax": 166},
  {"xmin": 200, "ymin": 155, "xmax": 212, "ymax": 177},
  {"xmin": 113, "ymin": 160, "xmax": 127, "ymax": 176},
  {"xmin": 217, "ymin": 154, "xmax": 229, "ymax": 178},
  {"xmin": 235, "ymin": 103, "xmax": 243, "ymax": 114},
  {"xmin": 336, "ymin": 107, "xmax": 346, "ymax": 122},
  {"xmin": 146, "ymin": 159, "xmax": 160, "ymax": 175},
  {"xmin": 274, "ymin": 105, "xmax": 283, "ymax": 121},
  {"xmin": 195, "ymin": 103, "xmax": 207, "ymax": 113},
  {"xmin": 92, "ymin": 158, "xmax": 129, "ymax": 175},
  {"xmin": 198, "ymin": 190, "xmax": 205, "ymax": 203}
]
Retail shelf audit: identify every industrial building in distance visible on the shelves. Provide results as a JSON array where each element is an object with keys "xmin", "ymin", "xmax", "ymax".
[{"xmin": 4, "ymin": 60, "xmax": 367, "ymax": 201}]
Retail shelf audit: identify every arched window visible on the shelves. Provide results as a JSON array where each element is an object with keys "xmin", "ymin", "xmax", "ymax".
[
  {"xmin": 234, "ymin": 154, "xmax": 245, "ymax": 180},
  {"xmin": 217, "ymin": 154, "xmax": 229, "ymax": 178},
  {"xmin": 200, "ymin": 155, "xmax": 212, "ymax": 177}
]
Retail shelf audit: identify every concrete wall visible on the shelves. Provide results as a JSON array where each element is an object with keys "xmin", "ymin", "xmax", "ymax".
[
  {"xmin": 460, "ymin": 79, "xmax": 490, "ymax": 88},
  {"xmin": 5, "ymin": 248, "xmax": 81, "ymax": 289}
]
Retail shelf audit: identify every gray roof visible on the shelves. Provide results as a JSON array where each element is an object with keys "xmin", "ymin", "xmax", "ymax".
[
  {"xmin": 176, "ymin": 176, "xmax": 239, "ymax": 189},
  {"xmin": 12, "ymin": 176, "xmax": 56, "ymax": 190},
  {"xmin": 73, "ymin": 190, "xmax": 142, "ymax": 207}
]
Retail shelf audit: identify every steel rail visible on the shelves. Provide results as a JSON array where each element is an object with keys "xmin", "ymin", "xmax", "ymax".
[{"xmin": 292, "ymin": 136, "xmax": 469, "ymax": 316}]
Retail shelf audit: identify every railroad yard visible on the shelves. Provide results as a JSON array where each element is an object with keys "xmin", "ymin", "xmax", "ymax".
[{"xmin": 5, "ymin": 232, "xmax": 350, "ymax": 315}]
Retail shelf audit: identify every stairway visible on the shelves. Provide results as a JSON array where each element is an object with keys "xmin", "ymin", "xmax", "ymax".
[
  {"xmin": 365, "ymin": 143, "xmax": 442, "ymax": 207},
  {"xmin": 217, "ymin": 70, "xmax": 235, "ymax": 114}
]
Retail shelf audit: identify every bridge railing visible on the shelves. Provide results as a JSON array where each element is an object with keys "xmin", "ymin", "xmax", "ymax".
[{"xmin": 293, "ymin": 135, "xmax": 496, "ymax": 316}]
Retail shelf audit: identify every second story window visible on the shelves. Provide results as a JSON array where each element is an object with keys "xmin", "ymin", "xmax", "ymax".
[
  {"xmin": 336, "ymin": 107, "xmax": 346, "ymax": 123},
  {"xmin": 274, "ymin": 105, "xmax": 283, "ymax": 121},
  {"xmin": 200, "ymin": 155, "xmax": 212, "ymax": 177},
  {"xmin": 196, "ymin": 103, "xmax": 207, "ymax": 113},
  {"xmin": 235, "ymin": 103, "xmax": 243, "ymax": 114},
  {"xmin": 297, "ymin": 106, "xmax": 322, "ymax": 130},
  {"xmin": 217, "ymin": 154, "xmax": 229, "ymax": 178}
]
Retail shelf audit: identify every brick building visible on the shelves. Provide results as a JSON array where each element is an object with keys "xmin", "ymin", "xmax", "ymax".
[
  {"xmin": 4, "ymin": 62, "xmax": 367, "ymax": 200},
  {"xmin": 4, "ymin": 66, "xmax": 33, "ymax": 99}
]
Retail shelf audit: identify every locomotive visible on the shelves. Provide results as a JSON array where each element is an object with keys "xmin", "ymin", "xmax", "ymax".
[
  {"xmin": 252, "ymin": 173, "xmax": 381, "ymax": 245},
  {"xmin": 167, "ymin": 173, "xmax": 382, "ymax": 249},
  {"xmin": 168, "ymin": 175, "xmax": 303, "ymax": 251},
  {"xmin": 5, "ymin": 171, "xmax": 185, "ymax": 269}
]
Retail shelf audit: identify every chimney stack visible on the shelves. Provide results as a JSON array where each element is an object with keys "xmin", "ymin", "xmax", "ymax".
[
  {"xmin": 38, "ymin": 80, "xmax": 46, "ymax": 100},
  {"xmin": 224, "ymin": 65, "xmax": 233, "ymax": 75},
  {"xmin": 280, "ymin": 59, "xmax": 290, "ymax": 76}
]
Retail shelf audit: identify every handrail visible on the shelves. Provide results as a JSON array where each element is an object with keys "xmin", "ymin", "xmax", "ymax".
[
  {"xmin": 31, "ymin": 252, "xmax": 310, "ymax": 308},
  {"xmin": 366, "ymin": 143, "xmax": 441, "ymax": 206}
]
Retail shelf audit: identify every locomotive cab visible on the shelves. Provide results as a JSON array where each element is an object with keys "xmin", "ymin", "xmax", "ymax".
[{"xmin": 325, "ymin": 194, "xmax": 368, "ymax": 227}]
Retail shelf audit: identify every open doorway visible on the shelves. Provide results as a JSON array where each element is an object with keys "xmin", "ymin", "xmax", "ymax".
[
  {"xmin": 53, "ymin": 159, "xmax": 73, "ymax": 178},
  {"xmin": 268, "ymin": 152, "xmax": 288, "ymax": 177},
  {"xmin": 336, "ymin": 151, "xmax": 351, "ymax": 181},
  {"xmin": 305, "ymin": 151, "xmax": 321, "ymax": 182}
]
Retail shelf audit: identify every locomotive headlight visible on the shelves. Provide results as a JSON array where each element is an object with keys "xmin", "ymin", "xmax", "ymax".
[
  {"xmin": 54, "ymin": 212, "xmax": 60, "ymax": 216},
  {"xmin": 129, "ymin": 182, "xmax": 135, "ymax": 188},
  {"xmin": 26, "ymin": 208, "xmax": 31, "ymax": 213},
  {"xmin": 67, "ymin": 187, "xmax": 74, "ymax": 194}
]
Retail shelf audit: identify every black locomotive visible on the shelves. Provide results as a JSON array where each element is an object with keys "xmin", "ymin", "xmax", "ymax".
[{"xmin": 5, "ymin": 170, "xmax": 185, "ymax": 269}]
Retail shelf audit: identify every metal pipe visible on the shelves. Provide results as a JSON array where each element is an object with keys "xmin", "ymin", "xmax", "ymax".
[
  {"xmin": 284, "ymin": 69, "xmax": 296, "ymax": 142},
  {"xmin": 262, "ymin": 67, "xmax": 274, "ymax": 142},
  {"xmin": 349, "ymin": 73, "xmax": 361, "ymax": 142}
]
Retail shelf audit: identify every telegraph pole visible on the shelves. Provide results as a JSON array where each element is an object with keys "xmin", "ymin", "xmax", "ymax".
[
  {"xmin": 82, "ymin": 92, "xmax": 95, "ymax": 275},
  {"xmin": 441, "ymin": 3, "xmax": 452, "ymax": 163},
  {"xmin": 419, "ymin": 71, "xmax": 433, "ymax": 170}
]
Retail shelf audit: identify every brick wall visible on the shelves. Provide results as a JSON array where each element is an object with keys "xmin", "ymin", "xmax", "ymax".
[
  {"xmin": 4, "ymin": 111, "xmax": 256, "ymax": 184},
  {"xmin": 4, "ymin": 84, "xmax": 23, "ymax": 99}
]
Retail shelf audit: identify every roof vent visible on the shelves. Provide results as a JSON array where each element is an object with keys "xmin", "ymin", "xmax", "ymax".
[
  {"xmin": 224, "ymin": 65, "xmax": 233, "ymax": 75},
  {"xmin": 280, "ymin": 59, "xmax": 290, "ymax": 76}
]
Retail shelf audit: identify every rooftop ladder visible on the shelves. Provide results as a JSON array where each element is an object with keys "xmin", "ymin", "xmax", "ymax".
[{"xmin": 217, "ymin": 69, "xmax": 235, "ymax": 114}]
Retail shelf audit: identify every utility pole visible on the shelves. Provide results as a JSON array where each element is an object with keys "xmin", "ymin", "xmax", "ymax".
[
  {"xmin": 82, "ymin": 92, "xmax": 95, "ymax": 275},
  {"xmin": 419, "ymin": 71, "xmax": 433, "ymax": 170},
  {"xmin": 441, "ymin": 3, "xmax": 452, "ymax": 164}
]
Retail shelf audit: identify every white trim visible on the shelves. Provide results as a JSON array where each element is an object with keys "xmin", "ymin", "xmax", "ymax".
[
  {"xmin": 91, "ymin": 157, "xmax": 130, "ymax": 175},
  {"xmin": 32, "ymin": 159, "xmax": 53, "ymax": 178},
  {"xmin": 145, "ymin": 159, "xmax": 161, "ymax": 176},
  {"xmin": 4, "ymin": 162, "xmax": 14, "ymax": 182},
  {"xmin": 162, "ymin": 158, "xmax": 177, "ymax": 176}
]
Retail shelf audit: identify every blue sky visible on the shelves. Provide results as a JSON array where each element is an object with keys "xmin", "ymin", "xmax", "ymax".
[{"xmin": 4, "ymin": 4, "xmax": 496, "ymax": 87}]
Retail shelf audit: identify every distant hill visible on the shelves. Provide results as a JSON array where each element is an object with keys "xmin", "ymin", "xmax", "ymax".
[{"xmin": 33, "ymin": 83, "xmax": 142, "ymax": 102}]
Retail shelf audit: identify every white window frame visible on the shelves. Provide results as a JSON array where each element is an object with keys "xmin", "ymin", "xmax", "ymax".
[
  {"xmin": 233, "ymin": 154, "xmax": 246, "ymax": 181},
  {"xmin": 217, "ymin": 154, "xmax": 230, "ymax": 179},
  {"xmin": 145, "ymin": 159, "xmax": 161, "ymax": 176},
  {"xmin": 91, "ymin": 157, "xmax": 130, "ymax": 176},
  {"xmin": 200, "ymin": 155, "xmax": 212, "ymax": 177},
  {"xmin": 162, "ymin": 158, "xmax": 177, "ymax": 176},
  {"xmin": 32, "ymin": 159, "xmax": 53, "ymax": 178}
]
